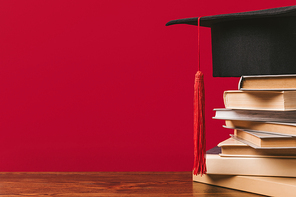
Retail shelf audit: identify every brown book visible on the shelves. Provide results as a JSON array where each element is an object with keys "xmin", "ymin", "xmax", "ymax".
[
  {"xmin": 225, "ymin": 119, "xmax": 296, "ymax": 136},
  {"xmin": 239, "ymin": 74, "xmax": 296, "ymax": 90},
  {"xmin": 224, "ymin": 90, "xmax": 296, "ymax": 110},
  {"xmin": 205, "ymin": 153, "xmax": 296, "ymax": 177},
  {"xmin": 233, "ymin": 129, "xmax": 296, "ymax": 148},
  {"xmin": 218, "ymin": 137, "xmax": 296, "ymax": 157},
  {"xmin": 193, "ymin": 174, "xmax": 296, "ymax": 197}
]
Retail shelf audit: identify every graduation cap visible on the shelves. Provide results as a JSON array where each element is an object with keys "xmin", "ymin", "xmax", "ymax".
[
  {"xmin": 166, "ymin": 5, "xmax": 296, "ymax": 176},
  {"xmin": 166, "ymin": 5, "xmax": 296, "ymax": 77}
]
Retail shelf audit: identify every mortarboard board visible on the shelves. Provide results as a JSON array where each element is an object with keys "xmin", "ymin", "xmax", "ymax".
[{"xmin": 166, "ymin": 5, "xmax": 296, "ymax": 77}]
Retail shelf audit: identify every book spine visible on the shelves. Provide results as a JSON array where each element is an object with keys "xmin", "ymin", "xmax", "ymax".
[{"xmin": 238, "ymin": 76, "xmax": 244, "ymax": 90}]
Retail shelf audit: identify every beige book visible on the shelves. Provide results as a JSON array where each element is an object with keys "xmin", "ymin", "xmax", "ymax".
[
  {"xmin": 239, "ymin": 74, "xmax": 296, "ymax": 90},
  {"xmin": 193, "ymin": 174, "xmax": 296, "ymax": 197},
  {"xmin": 218, "ymin": 137, "xmax": 296, "ymax": 157},
  {"xmin": 225, "ymin": 119, "xmax": 296, "ymax": 136},
  {"xmin": 206, "ymin": 154, "xmax": 296, "ymax": 177},
  {"xmin": 234, "ymin": 129, "xmax": 296, "ymax": 148},
  {"xmin": 224, "ymin": 90, "xmax": 296, "ymax": 110}
]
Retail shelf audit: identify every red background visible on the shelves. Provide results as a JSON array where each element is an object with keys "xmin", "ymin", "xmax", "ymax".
[{"xmin": 0, "ymin": 0, "xmax": 295, "ymax": 171}]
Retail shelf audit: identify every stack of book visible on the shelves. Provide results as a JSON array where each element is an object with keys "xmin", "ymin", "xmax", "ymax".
[{"xmin": 193, "ymin": 75, "xmax": 296, "ymax": 197}]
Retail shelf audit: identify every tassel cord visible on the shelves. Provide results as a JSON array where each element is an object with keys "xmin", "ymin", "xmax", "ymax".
[{"xmin": 193, "ymin": 17, "xmax": 206, "ymax": 175}]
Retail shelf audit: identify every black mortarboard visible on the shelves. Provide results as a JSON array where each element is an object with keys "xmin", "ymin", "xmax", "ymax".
[{"xmin": 166, "ymin": 5, "xmax": 296, "ymax": 77}]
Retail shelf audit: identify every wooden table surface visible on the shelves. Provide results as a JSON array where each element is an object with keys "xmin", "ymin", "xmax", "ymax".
[{"xmin": 0, "ymin": 172, "xmax": 265, "ymax": 196}]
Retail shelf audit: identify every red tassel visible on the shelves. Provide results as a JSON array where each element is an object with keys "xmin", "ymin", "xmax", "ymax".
[{"xmin": 193, "ymin": 71, "xmax": 206, "ymax": 175}]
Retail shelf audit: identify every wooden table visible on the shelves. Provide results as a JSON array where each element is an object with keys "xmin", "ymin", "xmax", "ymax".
[{"xmin": 0, "ymin": 172, "xmax": 264, "ymax": 196}]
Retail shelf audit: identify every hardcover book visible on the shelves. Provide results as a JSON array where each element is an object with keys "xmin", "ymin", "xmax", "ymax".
[
  {"xmin": 239, "ymin": 74, "xmax": 296, "ymax": 90},
  {"xmin": 225, "ymin": 119, "xmax": 296, "ymax": 136},
  {"xmin": 206, "ymin": 153, "xmax": 296, "ymax": 177},
  {"xmin": 193, "ymin": 174, "xmax": 296, "ymax": 197},
  {"xmin": 223, "ymin": 90, "xmax": 296, "ymax": 110},
  {"xmin": 218, "ymin": 137, "xmax": 296, "ymax": 157},
  {"xmin": 213, "ymin": 108, "xmax": 296, "ymax": 123},
  {"xmin": 233, "ymin": 129, "xmax": 296, "ymax": 148}
]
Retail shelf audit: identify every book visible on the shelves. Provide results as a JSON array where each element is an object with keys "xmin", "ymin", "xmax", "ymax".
[
  {"xmin": 225, "ymin": 119, "xmax": 296, "ymax": 136},
  {"xmin": 238, "ymin": 74, "xmax": 296, "ymax": 90},
  {"xmin": 218, "ymin": 137, "xmax": 296, "ymax": 157},
  {"xmin": 223, "ymin": 90, "xmax": 296, "ymax": 110},
  {"xmin": 193, "ymin": 174, "xmax": 296, "ymax": 197},
  {"xmin": 205, "ymin": 153, "xmax": 296, "ymax": 177},
  {"xmin": 233, "ymin": 129, "xmax": 296, "ymax": 148},
  {"xmin": 213, "ymin": 108, "xmax": 296, "ymax": 123}
]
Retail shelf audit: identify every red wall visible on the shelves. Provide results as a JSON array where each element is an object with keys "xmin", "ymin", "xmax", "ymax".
[{"xmin": 0, "ymin": 0, "xmax": 295, "ymax": 171}]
